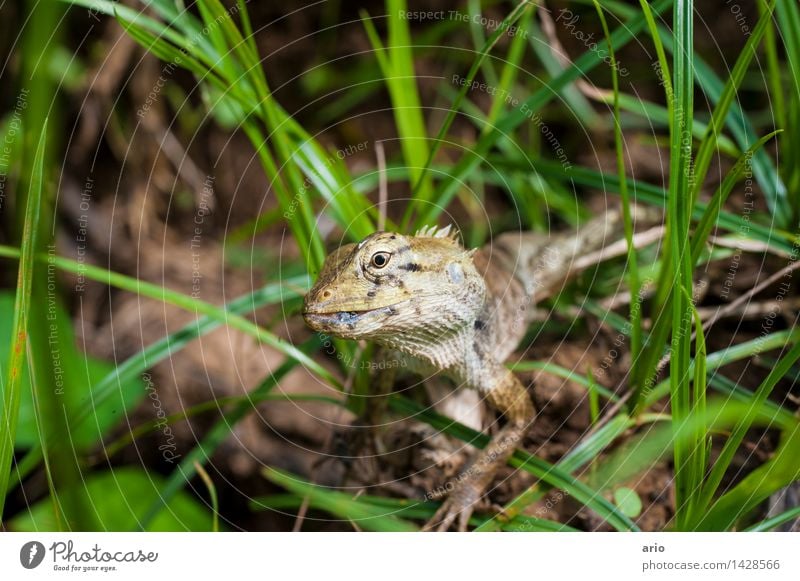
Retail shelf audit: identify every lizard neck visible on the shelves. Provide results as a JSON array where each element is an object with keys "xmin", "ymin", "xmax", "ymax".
[{"xmin": 373, "ymin": 311, "xmax": 476, "ymax": 371}]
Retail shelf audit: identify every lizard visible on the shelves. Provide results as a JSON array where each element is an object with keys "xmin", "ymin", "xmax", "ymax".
[{"xmin": 302, "ymin": 207, "xmax": 646, "ymax": 531}]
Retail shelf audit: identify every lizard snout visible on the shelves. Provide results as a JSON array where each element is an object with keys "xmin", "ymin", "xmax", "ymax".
[{"xmin": 302, "ymin": 284, "xmax": 335, "ymax": 315}]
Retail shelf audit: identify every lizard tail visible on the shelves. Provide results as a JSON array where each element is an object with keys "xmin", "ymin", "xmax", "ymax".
[{"xmin": 493, "ymin": 204, "xmax": 662, "ymax": 304}]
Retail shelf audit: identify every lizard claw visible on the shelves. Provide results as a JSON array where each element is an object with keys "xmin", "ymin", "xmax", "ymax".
[{"xmin": 423, "ymin": 481, "xmax": 482, "ymax": 532}]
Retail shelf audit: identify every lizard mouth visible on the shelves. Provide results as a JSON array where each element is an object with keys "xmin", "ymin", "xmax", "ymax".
[{"xmin": 302, "ymin": 303, "xmax": 401, "ymax": 336}]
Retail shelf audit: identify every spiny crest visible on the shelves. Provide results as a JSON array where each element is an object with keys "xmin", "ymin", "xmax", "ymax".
[{"xmin": 414, "ymin": 224, "xmax": 461, "ymax": 243}]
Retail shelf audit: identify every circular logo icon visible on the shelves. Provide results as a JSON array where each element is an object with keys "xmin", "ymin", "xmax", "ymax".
[{"xmin": 19, "ymin": 541, "xmax": 46, "ymax": 569}]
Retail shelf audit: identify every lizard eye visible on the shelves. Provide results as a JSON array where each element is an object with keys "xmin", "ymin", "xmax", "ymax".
[{"xmin": 370, "ymin": 251, "xmax": 391, "ymax": 269}]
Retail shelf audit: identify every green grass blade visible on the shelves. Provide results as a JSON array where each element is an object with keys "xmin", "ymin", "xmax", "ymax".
[
  {"xmin": 499, "ymin": 515, "xmax": 580, "ymax": 532},
  {"xmin": 684, "ymin": 293, "xmax": 707, "ymax": 524},
  {"xmin": 594, "ymin": 92, "xmax": 739, "ymax": 157},
  {"xmin": 639, "ymin": 0, "xmax": 673, "ymax": 106},
  {"xmin": 694, "ymin": 337, "xmax": 800, "ymax": 521},
  {"xmin": 668, "ymin": 0, "xmax": 695, "ymax": 531},
  {"xmin": 0, "ymin": 245, "xmax": 335, "ymax": 387},
  {"xmin": 776, "ymin": 0, "xmax": 800, "ymax": 221},
  {"xmin": 593, "ymin": 0, "xmax": 642, "ymax": 389},
  {"xmin": 689, "ymin": 0, "xmax": 776, "ymax": 207},
  {"xmin": 633, "ymin": 0, "xmax": 775, "ymax": 415},
  {"xmin": 102, "ymin": 394, "xmax": 340, "ymax": 460},
  {"xmin": 194, "ymin": 462, "xmax": 220, "ymax": 532},
  {"xmin": 697, "ymin": 422, "xmax": 800, "ymax": 531},
  {"xmin": 690, "ymin": 131, "xmax": 782, "ymax": 264},
  {"xmin": 0, "ymin": 121, "xmax": 45, "ymax": 519},
  {"xmin": 707, "ymin": 375, "xmax": 795, "ymax": 428},
  {"xmin": 484, "ymin": 5, "xmax": 534, "ymax": 128},
  {"xmin": 527, "ymin": 17, "xmax": 598, "ymax": 127},
  {"xmin": 401, "ymin": 0, "xmax": 534, "ymax": 229},
  {"xmin": 262, "ymin": 467, "xmax": 419, "ymax": 531},
  {"xmin": 251, "ymin": 491, "xmax": 438, "ymax": 522},
  {"xmin": 509, "ymin": 361, "xmax": 619, "ymax": 402},
  {"xmin": 745, "ymin": 506, "xmax": 800, "ymax": 532},
  {"xmin": 362, "ymin": 0, "xmax": 433, "ymax": 212},
  {"xmin": 644, "ymin": 330, "xmax": 800, "ymax": 406},
  {"xmin": 669, "ymin": 35, "xmax": 789, "ymax": 223},
  {"xmin": 466, "ymin": 0, "xmax": 499, "ymax": 86}
]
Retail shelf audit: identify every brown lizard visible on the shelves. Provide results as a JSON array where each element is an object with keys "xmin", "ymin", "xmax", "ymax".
[{"xmin": 303, "ymin": 207, "xmax": 645, "ymax": 530}]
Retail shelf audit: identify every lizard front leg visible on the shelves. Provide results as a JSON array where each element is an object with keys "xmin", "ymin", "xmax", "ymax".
[
  {"xmin": 340, "ymin": 346, "xmax": 399, "ymax": 471},
  {"xmin": 423, "ymin": 368, "xmax": 535, "ymax": 531}
]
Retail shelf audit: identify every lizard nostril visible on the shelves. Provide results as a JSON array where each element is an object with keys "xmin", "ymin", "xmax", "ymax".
[{"xmin": 321, "ymin": 289, "xmax": 332, "ymax": 300}]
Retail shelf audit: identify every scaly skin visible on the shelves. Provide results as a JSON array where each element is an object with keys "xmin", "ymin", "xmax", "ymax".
[{"xmin": 303, "ymin": 210, "xmax": 627, "ymax": 530}]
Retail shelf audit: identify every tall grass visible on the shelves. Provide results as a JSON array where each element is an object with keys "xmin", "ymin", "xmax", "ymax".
[{"xmin": 0, "ymin": 124, "xmax": 46, "ymax": 517}]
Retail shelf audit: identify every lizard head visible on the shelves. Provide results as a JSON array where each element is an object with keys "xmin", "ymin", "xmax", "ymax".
[{"xmin": 303, "ymin": 226, "xmax": 486, "ymax": 345}]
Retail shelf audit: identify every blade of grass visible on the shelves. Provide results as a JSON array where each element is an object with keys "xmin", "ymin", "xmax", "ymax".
[
  {"xmin": 584, "ymin": 297, "xmax": 796, "ymax": 430},
  {"xmin": 101, "ymin": 393, "xmax": 340, "ymax": 460},
  {"xmin": 690, "ymin": 131, "xmax": 782, "ymax": 265},
  {"xmin": 527, "ymin": 16, "xmax": 598, "ymax": 127},
  {"xmin": 679, "ymin": 37, "xmax": 788, "ymax": 224},
  {"xmin": 745, "ymin": 506, "xmax": 800, "ymax": 532},
  {"xmin": 628, "ymin": 0, "xmax": 678, "ymax": 406},
  {"xmin": 262, "ymin": 467, "xmax": 418, "ymax": 531},
  {"xmin": 667, "ymin": 0, "xmax": 695, "ymax": 531},
  {"xmin": 193, "ymin": 461, "xmax": 220, "ymax": 532},
  {"xmin": 696, "ymin": 422, "xmax": 800, "ymax": 531},
  {"xmin": 477, "ymin": 414, "xmax": 639, "ymax": 530},
  {"xmin": 362, "ymin": 0, "xmax": 434, "ymax": 208},
  {"xmin": 635, "ymin": 2, "xmax": 775, "ymax": 415},
  {"xmin": 593, "ymin": 0, "xmax": 642, "ymax": 390},
  {"xmin": 775, "ymin": 0, "xmax": 800, "ymax": 222},
  {"xmin": 688, "ymin": 0, "xmax": 777, "ymax": 208},
  {"xmin": 693, "ymin": 336, "xmax": 800, "ymax": 521},
  {"xmin": 484, "ymin": 5, "xmax": 534, "ymax": 129},
  {"xmin": 251, "ymin": 491, "xmax": 438, "ymax": 522},
  {"xmin": 467, "ymin": 0, "xmax": 499, "ymax": 88},
  {"xmin": 46, "ymin": 257, "xmax": 334, "ymax": 386},
  {"xmin": 401, "ymin": 0, "xmax": 535, "ymax": 230},
  {"xmin": 498, "ymin": 515, "xmax": 580, "ymax": 532},
  {"xmin": 593, "ymin": 92, "xmax": 739, "ymax": 157},
  {"xmin": 509, "ymin": 361, "xmax": 619, "ymax": 402},
  {"xmin": 0, "ymin": 121, "xmax": 46, "ymax": 519},
  {"xmin": 707, "ymin": 375, "xmax": 795, "ymax": 428},
  {"xmin": 684, "ymin": 292, "xmax": 707, "ymax": 524},
  {"xmin": 644, "ymin": 329, "xmax": 800, "ymax": 406},
  {"xmin": 631, "ymin": 1, "xmax": 778, "ymax": 410}
]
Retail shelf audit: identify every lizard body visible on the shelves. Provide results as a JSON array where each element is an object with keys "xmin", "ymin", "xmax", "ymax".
[{"xmin": 303, "ymin": 210, "xmax": 627, "ymax": 530}]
